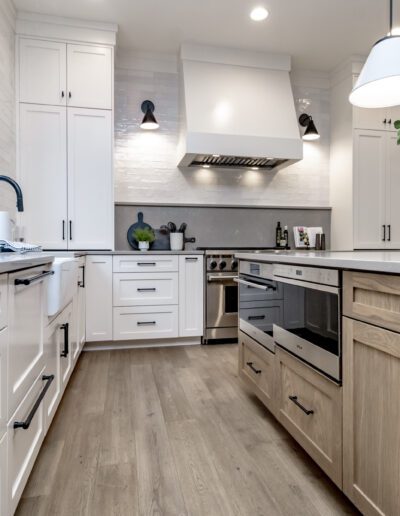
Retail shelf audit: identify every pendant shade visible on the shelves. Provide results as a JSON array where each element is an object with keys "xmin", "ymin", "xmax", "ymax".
[
  {"xmin": 140, "ymin": 100, "xmax": 159, "ymax": 130},
  {"xmin": 349, "ymin": 36, "xmax": 400, "ymax": 108}
]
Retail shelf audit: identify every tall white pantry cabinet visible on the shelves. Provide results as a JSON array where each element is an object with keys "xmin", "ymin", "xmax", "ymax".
[{"xmin": 16, "ymin": 16, "xmax": 117, "ymax": 250}]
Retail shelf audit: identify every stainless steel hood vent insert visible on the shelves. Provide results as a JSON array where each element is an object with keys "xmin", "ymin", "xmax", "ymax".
[{"xmin": 190, "ymin": 154, "xmax": 288, "ymax": 170}]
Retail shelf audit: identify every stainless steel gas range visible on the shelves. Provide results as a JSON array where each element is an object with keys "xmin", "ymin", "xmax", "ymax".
[{"xmin": 198, "ymin": 248, "xmax": 278, "ymax": 344}]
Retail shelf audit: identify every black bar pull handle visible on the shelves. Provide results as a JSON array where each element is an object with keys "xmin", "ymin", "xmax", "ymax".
[
  {"xmin": 13, "ymin": 375, "xmax": 54, "ymax": 430},
  {"xmin": 185, "ymin": 257, "xmax": 198, "ymax": 261},
  {"xmin": 137, "ymin": 262, "xmax": 156, "ymax": 266},
  {"xmin": 60, "ymin": 322, "xmax": 69, "ymax": 357},
  {"xmin": 388, "ymin": 224, "xmax": 391, "ymax": 242},
  {"xmin": 69, "ymin": 221, "xmax": 72, "ymax": 240},
  {"xmin": 15, "ymin": 270, "xmax": 54, "ymax": 286},
  {"xmin": 61, "ymin": 91, "xmax": 65, "ymax": 98},
  {"xmin": 246, "ymin": 361, "xmax": 261, "ymax": 374},
  {"xmin": 289, "ymin": 395, "xmax": 314, "ymax": 415},
  {"xmin": 137, "ymin": 288, "xmax": 156, "ymax": 292},
  {"xmin": 248, "ymin": 315, "xmax": 266, "ymax": 321},
  {"xmin": 383, "ymin": 224, "xmax": 386, "ymax": 242},
  {"xmin": 78, "ymin": 265, "xmax": 85, "ymax": 288},
  {"xmin": 68, "ymin": 91, "xmax": 72, "ymax": 98},
  {"xmin": 137, "ymin": 321, "xmax": 156, "ymax": 326},
  {"xmin": 62, "ymin": 220, "xmax": 65, "ymax": 240}
]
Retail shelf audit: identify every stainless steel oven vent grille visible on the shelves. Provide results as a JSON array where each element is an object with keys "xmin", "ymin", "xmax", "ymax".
[{"xmin": 190, "ymin": 155, "xmax": 288, "ymax": 169}]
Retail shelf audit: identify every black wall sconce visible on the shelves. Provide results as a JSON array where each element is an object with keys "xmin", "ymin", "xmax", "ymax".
[
  {"xmin": 299, "ymin": 113, "xmax": 320, "ymax": 141},
  {"xmin": 140, "ymin": 100, "xmax": 159, "ymax": 130}
]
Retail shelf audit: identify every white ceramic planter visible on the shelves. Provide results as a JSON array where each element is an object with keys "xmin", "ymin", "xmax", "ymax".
[{"xmin": 138, "ymin": 241, "xmax": 150, "ymax": 251}]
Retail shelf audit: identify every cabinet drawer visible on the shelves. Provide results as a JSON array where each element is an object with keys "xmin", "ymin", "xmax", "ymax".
[
  {"xmin": 238, "ymin": 331, "xmax": 275, "ymax": 413},
  {"xmin": 275, "ymin": 348, "xmax": 342, "ymax": 487},
  {"xmin": 113, "ymin": 305, "xmax": 178, "ymax": 341},
  {"xmin": 343, "ymin": 270, "xmax": 400, "ymax": 333},
  {"xmin": 113, "ymin": 272, "xmax": 178, "ymax": 306},
  {"xmin": 8, "ymin": 368, "xmax": 48, "ymax": 514},
  {"xmin": 0, "ymin": 275, "xmax": 7, "ymax": 330},
  {"xmin": 113, "ymin": 255, "xmax": 179, "ymax": 273},
  {"xmin": 240, "ymin": 301, "xmax": 283, "ymax": 334}
]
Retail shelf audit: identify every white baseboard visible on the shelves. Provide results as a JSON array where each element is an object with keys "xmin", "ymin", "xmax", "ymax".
[{"xmin": 83, "ymin": 336, "xmax": 201, "ymax": 351}]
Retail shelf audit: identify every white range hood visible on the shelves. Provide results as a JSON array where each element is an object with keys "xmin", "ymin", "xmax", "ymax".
[{"xmin": 178, "ymin": 44, "xmax": 303, "ymax": 170}]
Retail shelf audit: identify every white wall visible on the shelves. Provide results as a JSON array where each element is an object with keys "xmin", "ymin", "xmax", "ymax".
[
  {"xmin": 114, "ymin": 50, "xmax": 330, "ymax": 207},
  {"xmin": 0, "ymin": 0, "xmax": 16, "ymax": 215}
]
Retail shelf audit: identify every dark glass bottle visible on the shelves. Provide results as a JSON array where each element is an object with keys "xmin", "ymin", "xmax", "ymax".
[{"xmin": 276, "ymin": 221, "xmax": 282, "ymax": 247}]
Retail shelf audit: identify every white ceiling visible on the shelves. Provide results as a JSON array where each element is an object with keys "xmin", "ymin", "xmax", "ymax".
[{"xmin": 13, "ymin": 0, "xmax": 391, "ymax": 70}]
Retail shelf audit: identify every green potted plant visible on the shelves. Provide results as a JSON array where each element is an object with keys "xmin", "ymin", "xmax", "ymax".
[
  {"xmin": 133, "ymin": 227, "xmax": 155, "ymax": 251},
  {"xmin": 395, "ymin": 120, "xmax": 400, "ymax": 144}
]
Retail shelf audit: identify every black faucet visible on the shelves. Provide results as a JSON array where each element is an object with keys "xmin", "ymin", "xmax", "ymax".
[{"xmin": 0, "ymin": 176, "xmax": 24, "ymax": 212}]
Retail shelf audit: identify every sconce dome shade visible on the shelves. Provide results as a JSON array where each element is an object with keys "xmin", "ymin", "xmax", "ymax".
[
  {"xmin": 349, "ymin": 36, "xmax": 400, "ymax": 108},
  {"xmin": 140, "ymin": 100, "xmax": 159, "ymax": 130},
  {"xmin": 299, "ymin": 113, "xmax": 320, "ymax": 141}
]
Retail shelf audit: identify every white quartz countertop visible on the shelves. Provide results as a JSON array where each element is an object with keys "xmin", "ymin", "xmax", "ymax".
[
  {"xmin": 235, "ymin": 250, "xmax": 400, "ymax": 273},
  {"xmin": 0, "ymin": 252, "xmax": 54, "ymax": 273},
  {"xmin": 69, "ymin": 250, "xmax": 204, "ymax": 256}
]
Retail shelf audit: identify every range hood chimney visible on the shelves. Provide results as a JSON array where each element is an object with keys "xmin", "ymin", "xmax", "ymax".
[{"xmin": 178, "ymin": 44, "xmax": 303, "ymax": 170}]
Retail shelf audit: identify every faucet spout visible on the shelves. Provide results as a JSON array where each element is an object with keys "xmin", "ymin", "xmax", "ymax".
[{"xmin": 0, "ymin": 176, "xmax": 24, "ymax": 212}]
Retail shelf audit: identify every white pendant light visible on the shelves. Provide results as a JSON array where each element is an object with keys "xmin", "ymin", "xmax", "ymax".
[{"xmin": 349, "ymin": 0, "xmax": 400, "ymax": 108}]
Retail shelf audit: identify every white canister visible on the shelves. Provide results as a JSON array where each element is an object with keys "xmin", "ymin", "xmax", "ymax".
[
  {"xmin": 0, "ymin": 212, "xmax": 11, "ymax": 241},
  {"xmin": 170, "ymin": 232, "xmax": 183, "ymax": 251}
]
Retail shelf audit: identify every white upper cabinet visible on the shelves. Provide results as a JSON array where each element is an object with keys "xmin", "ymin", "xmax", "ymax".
[
  {"xmin": 19, "ymin": 38, "xmax": 67, "ymax": 106},
  {"xmin": 19, "ymin": 104, "xmax": 68, "ymax": 249},
  {"xmin": 67, "ymin": 45, "xmax": 112, "ymax": 109},
  {"xmin": 67, "ymin": 108, "xmax": 113, "ymax": 250},
  {"xmin": 385, "ymin": 132, "xmax": 400, "ymax": 248},
  {"xmin": 354, "ymin": 130, "xmax": 386, "ymax": 249},
  {"xmin": 19, "ymin": 39, "xmax": 112, "ymax": 110}
]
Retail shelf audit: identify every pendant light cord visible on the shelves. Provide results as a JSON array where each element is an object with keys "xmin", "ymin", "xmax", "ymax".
[{"xmin": 390, "ymin": 0, "xmax": 393, "ymax": 35}]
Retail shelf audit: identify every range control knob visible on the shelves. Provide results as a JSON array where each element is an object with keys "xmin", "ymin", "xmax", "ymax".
[
  {"xmin": 231, "ymin": 260, "xmax": 238, "ymax": 270},
  {"xmin": 219, "ymin": 260, "xmax": 227, "ymax": 270},
  {"xmin": 209, "ymin": 260, "xmax": 217, "ymax": 270}
]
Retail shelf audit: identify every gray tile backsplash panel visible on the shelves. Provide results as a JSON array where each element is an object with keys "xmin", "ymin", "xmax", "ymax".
[{"xmin": 115, "ymin": 204, "xmax": 331, "ymax": 250}]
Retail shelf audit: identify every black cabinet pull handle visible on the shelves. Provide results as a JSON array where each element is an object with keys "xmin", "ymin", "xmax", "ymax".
[
  {"xmin": 137, "ymin": 288, "xmax": 156, "ymax": 292},
  {"xmin": 137, "ymin": 321, "xmax": 156, "ymax": 326},
  {"xmin": 388, "ymin": 224, "xmax": 391, "ymax": 242},
  {"xmin": 137, "ymin": 262, "xmax": 156, "ymax": 266},
  {"xmin": 289, "ymin": 395, "xmax": 314, "ymax": 415},
  {"xmin": 248, "ymin": 315, "xmax": 266, "ymax": 321},
  {"xmin": 383, "ymin": 118, "xmax": 387, "ymax": 124},
  {"xmin": 69, "ymin": 221, "xmax": 72, "ymax": 240},
  {"xmin": 61, "ymin": 91, "xmax": 65, "ymax": 98},
  {"xmin": 246, "ymin": 361, "xmax": 261, "ymax": 374},
  {"xmin": 383, "ymin": 224, "xmax": 386, "ymax": 242},
  {"xmin": 185, "ymin": 257, "xmax": 198, "ymax": 261},
  {"xmin": 15, "ymin": 270, "xmax": 54, "ymax": 286},
  {"xmin": 78, "ymin": 265, "xmax": 85, "ymax": 288},
  {"xmin": 68, "ymin": 91, "xmax": 72, "ymax": 98},
  {"xmin": 13, "ymin": 375, "xmax": 54, "ymax": 430},
  {"xmin": 60, "ymin": 322, "xmax": 69, "ymax": 357},
  {"xmin": 62, "ymin": 220, "xmax": 65, "ymax": 240},
  {"xmin": 388, "ymin": 119, "xmax": 392, "ymax": 124}
]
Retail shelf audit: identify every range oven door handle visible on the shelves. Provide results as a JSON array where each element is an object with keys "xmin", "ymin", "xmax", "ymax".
[
  {"xmin": 207, "ymin": 275, "xmax": 238, "ymax": 282},
  {"xmin": 234, "ymin": 278, "xmax": 276, "ymax": 291}
]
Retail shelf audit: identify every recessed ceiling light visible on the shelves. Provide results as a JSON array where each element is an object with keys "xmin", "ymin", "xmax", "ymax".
[
  {"xmin": 250, "ymin": 6, "xmax": 269, "ymax": 21},
  {"xmin": 212, "ymin": 154, "xmax": 220, "ymax": 158}
]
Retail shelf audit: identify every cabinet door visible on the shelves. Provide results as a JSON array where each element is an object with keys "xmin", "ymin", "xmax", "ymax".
[
  {"xmin": 0, "ymin": 327, "xmax": 7, "ymax": 440},
  {"xmin": 60, "ymin": 303, "xmax": 73, "ymax": 390},
  {"xmin": 67, "ymin": 44, "xmax": 112, "ymax": 109},
  {"xmin": 19, "ymin": 104, "xmax": 68, "ymax": 249},
  {"xmin": 76, "ymin": 261, "xmax": 86, "ymax": 355},
  {"xmin": 19, "ymin": 38, "xmax": 66, "ymax": 106},
  {"xmin": 67, "ymin": 108, "xmax": 113, "ymax": 250},
  {"xmin": 353, "ymin": 129, "xmax": 386, "ymax": 249},
  {"xmin": 179, "ymin": 255, "xmax": 204, "ymax": 337},
  {"xmin": 353, "ymin": 106, "xmax": 387, "ymax": 131},
  {"xmin": 385, "ymin": 132, "xmax": 400, "ymax": 248},
  {"xmin": 85, "ymin": 256, "xmax": 112, "ymax": 342},
  {"xmin": 0, "ymin": 432, "xmax": 7, "ymax": 516},
  {"xmin": 343, "ymin": 317, "xmax": 400, "ymax": 516},
  {"xmin": 43, "ymin": 317, "xmax": 61, "ymax": 431}
]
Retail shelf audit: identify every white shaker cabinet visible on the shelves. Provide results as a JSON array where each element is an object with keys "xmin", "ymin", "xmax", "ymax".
[
  {"xmin": 67, "ymin": 45, "xmax": 112, "ymax": 110},
  {"xmin": 0, "ymin": 327, "xmax": 8, "ymax": 441},
  {"xmin": 385, "ymin": 132, "xmax": 400, "ymax": 248},
  {"xmin": 43, "ymin": 316, "xmax": 61, "ymax": 431},
  {"xmin": 179, "ymin": 255, "xmax": 204, "ymax": 337},
  {"xmin": 86, "ymin": 256, "xmax": 113, "ymax": 342},
  {"xmin": 0, "ymin": 432, "xmax": 7, "ymax": 516},
  {"xmin": 19, "ymin": 38, "xmax": 66, "ymax": 106},
  {"xmin": 353, "ymin": 130, "xmax": 386, "ymax": 249},
  {"xmin": 60, "ymin": 303, "xmax": 74, "ymax": 390},
  {"xmin": 19, "ymin": 104, "xmax": 68, "ymax": 249},
  {"xmin": 67, "ymin": 108, "xmax": 113, "ymax": 250}
]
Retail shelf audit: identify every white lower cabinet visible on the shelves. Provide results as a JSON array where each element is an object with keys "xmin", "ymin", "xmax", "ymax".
[
  {"xmin": 179, "ymin": 255, "xmax": 204, "ymax": 337},
  {"xmin": 76, "ymin": 259, "xmax": 86, "ymax": 354},
  {"xmin": 113, "ymin": 272, "xmax": 178, "ymax": 306},
  {"xmin": 43, "ymin": 317, "xmax": 61, "ymax": 431},
  {"xmin": 0, "ymin": 327, "xmax": 8, "ymax": 440},
  {"xmin": 7, "ymin": 368, "xmax": 47, "ymax": 515},
  {"xmin": 60, "ymin": 303, "xmax": 73, "ymax": 391},
  {"xmin": 86, "ymin": 256, "xmax": 112, "ymax": 342},
  {"xmin": 113, "ymin": 305, "xmax": 178, "ymax": 340},
  {"xmin": 0, "ymin": 432, "xmax": 7, "ymax": 516}
]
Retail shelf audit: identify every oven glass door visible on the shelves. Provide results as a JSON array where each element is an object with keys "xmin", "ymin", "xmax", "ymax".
[{"xmin": 206, "ymin": 274, "xmax": 238, "ymax": 328}]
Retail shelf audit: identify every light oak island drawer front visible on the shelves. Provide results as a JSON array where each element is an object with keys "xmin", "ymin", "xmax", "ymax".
[
  {"xmin": 275, "ymin": 348, "xmax": 342, "ymax": 487},
  {"xmin": 343, "ymin": 270, "xmax": 400, "ymax": 333},
  {"xmin": 113, "ymin": 305, "xmax": 178, "ymax": 340},
  {"xmin": 113, "ymin": 272, "xmax": 178, "ymax": 306},
  {"xmin": 113, "ymin": 255, "xmax": 179, "ymax": 273},
  {"xmin": 238, "ymin": 331, "xmax": 275, "ymax": 413}
]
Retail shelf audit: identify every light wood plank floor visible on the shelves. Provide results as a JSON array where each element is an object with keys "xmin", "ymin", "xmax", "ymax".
[{"xmin": 16, "ymin": 345, "xmax": 359, "ymax": 516}]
